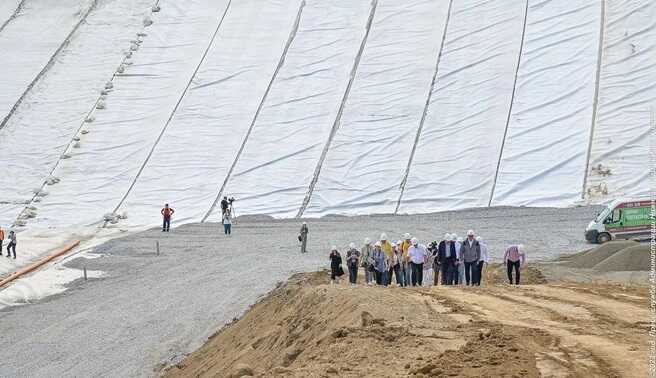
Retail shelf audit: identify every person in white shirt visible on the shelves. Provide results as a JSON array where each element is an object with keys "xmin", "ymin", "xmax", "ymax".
[
  {"xmin": 454, "ymin": 235, "xmax": 464, "ymax": 285},
  {"xmin": 408, "ymin": 238, "xmax": 427, "ymax": 286},
  {"xmin": 474, "ymin": 236, "xmax": 489, "ymax": 285}
]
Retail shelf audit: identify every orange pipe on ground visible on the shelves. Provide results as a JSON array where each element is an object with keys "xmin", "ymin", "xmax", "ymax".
[{"xmin": 0, "ymin": 240, "xmax": 81, "ymax": 289}]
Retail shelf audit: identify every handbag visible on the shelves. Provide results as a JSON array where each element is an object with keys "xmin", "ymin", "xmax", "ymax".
[
  {"xmin": 297, "ymin": 235, "xmax": 302, "ymax": 242},
  {"xmin": 337, "ymin": 266, "xmax": 345, "ymax": 277}
]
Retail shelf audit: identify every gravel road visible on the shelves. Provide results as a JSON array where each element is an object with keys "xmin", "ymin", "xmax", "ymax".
[{"xmin": 0, "ymin": 205, "xmax": 600, "ymax": 377}]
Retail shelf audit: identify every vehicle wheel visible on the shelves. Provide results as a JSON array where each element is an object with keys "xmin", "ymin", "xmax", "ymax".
[{"xmin": 596, "ymin": 233, "xmax": 611, "ymax": 244}]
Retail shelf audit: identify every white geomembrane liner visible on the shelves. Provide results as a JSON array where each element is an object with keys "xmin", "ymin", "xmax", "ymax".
[
  {"xmin": 0, "ymin": 1, "xmax": 21, "ymax": 27},
  {"xmin": 0, "ymin": 0, "xmax": 153, "ymax": 227},
  {"xmin": 119, "ymin": 0, "xmax": 302, "ymax": 227},
  {"xmin": 491, "ymin": 0, "xmax": 601, "ymax": 207},
  {"xmin": 32, "ymin": 0, "xmax": 229, "ymax": 228},
  {"xmin": 304, "ymin": 0, "xmax": 450, "ymax": 217},
  {"xmin": 398, "ymin": 0, "xmax": 527, "ymax": 214},
  {"xmin": 216, "ymin": 0, "xmax": 373, "ymax": 219},
  {"xmin": 585, "ymin": 0, "xmax": 656, "ymax": 201},
  {"xmin": 0, "ymin": 0, "xmax": 93, "ymax": 123}
]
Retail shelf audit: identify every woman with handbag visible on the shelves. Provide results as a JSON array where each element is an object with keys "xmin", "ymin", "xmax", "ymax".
[{"xmin": 329, "ymin": 246, "xmax": 343, "ymax": 284}]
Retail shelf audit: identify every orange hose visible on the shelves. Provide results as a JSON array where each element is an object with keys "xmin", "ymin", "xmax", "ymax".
[{"xmin": 0, "ymin": 240, "xmax": 80, "ymax": 289}]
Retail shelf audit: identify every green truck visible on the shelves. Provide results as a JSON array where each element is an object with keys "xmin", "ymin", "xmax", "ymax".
[{"xmin": 585, "ymin": 199, "xmax": 653, "ymax": 243}]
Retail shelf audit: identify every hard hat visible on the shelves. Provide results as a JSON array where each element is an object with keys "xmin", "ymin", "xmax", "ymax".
[
  {"xmin": 349, "ymin": 242, "xmax": 356, "ymax": 249},
  {"xmin": 411, "ymin": 237, "xmax": 418, "ymax": 245},
  {"xmin": 374, "ymin": 241, "xmax": 382, "ymax": 247},
  {"xmin": 331, "ymin": 245, "xmax": 337, "ymax": 251},
  {"xmin": 364, "ymin": 237, "xmax": 371, "ymax": 244},
  {"xmin": 380, "ymin": 233, "xmax": 387, "ymax": 241},
  {"xmin": 467, "ymin": 230, "xmax": 475, "ymax": 237},
  {"xmin": 444, "ymin": 233, "xmax": 451, "ymax": 240},
  {"xmin": 403, "ymin": 232, "xmax": 411, "ymax": 240}
]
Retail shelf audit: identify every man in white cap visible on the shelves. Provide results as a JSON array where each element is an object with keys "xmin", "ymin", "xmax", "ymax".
[
  {"xmin": 361, "ymin": 238, "xmax": 374, "ymax": 285},
  {"xmin": 400, "ymin": 233, "xmax": 413, "ymax": 287},
  {"xmin": 453, "ymin": 234, "xmax": 463, "ymax": 284},
  {"xmin": 474, "ymin": 236, "xmax": 489, "ymax": 285},
  {"xmin": 299, "ymin": 222, "xmax": 309, "ymax": 253},
  {"xmin": 346, "ymin": 242, "xmax": 361, "ymax": 285},
  {"xmin": 379, "ymin": 233, "xmax": 394, "ymax": 285},
  {"xmin": 438, "ymin": 233, "xmax": 457, "ymax": 285},
  {"xmin": 459, "ymin": 230, "xmax": 481, "ymax": 285},
  {"xmin": 408, "ymin": 237, "xmax": 428, "ymax": 286}
]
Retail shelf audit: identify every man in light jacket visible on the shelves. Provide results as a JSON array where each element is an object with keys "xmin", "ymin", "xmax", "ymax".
[
  {"xmin": 459, "ymin": 230, "xmax": 480, "ymax": 286},
  {"xmin": 408, "ymin": 238, "xmax": 427, "ymax": 286},
  {"xmin": 474, "ymin": 236, "xmax": 489, "ymax": 285}
]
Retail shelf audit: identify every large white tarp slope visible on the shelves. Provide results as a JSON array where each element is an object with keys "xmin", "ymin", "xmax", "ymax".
[
  {"xmin": 117, "ymin": 0, "xmax": 303, "ymax": 228},
  {"xmin": 0, "ymin": 0, "xmax": 154, "ymax": 228},
  {"xmin": 585, "ymin": 0, "xmax": 656, "ymax": 201},
  {"xmin": 213, "ymin": 0, "xmax": 373, "ymax": 220},
  {"xmin": 397, "ymin": 0, "xmax": 527, "ymax": 214},
  {"xmin": 491, "ymin": 0, "xmax": 601, "ymax": 207},
  {"xmin": 0, "ymin": 0, "xmax": 94, "ymax": 125},
  {"xmin": 30, "ymin": 0, "xmax": 230, "ymax": 229},
  {"xmin": 303, "ymin": 0, "xmax": 451, "ymax": 217}
]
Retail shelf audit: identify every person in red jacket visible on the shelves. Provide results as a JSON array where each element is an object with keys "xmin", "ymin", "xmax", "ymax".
[{"xmin": 161, "ymin": 204, "xmax": 174, "ymax": 232}]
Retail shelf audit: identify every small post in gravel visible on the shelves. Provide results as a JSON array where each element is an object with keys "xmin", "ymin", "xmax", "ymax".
[
  {"xmin": 156, "ymin": 241, "xmax": 160, "ymax": 256},
  {"xmin": 83, "ymin": 266, "xmax": 87, "ymax": 281}
]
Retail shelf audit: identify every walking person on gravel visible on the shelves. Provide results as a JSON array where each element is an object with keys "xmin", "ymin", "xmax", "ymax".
[
  {"xmin": 408, "ymin": 238, "xmax": 427, "ymax": 286},
  {"xmin": 329, "ymin": 246, "xmax": 343, "ymax": 284},
  {"xmin": 474, "ymin": 236, "xmax": 489, "ymax": 285},
  {"xmin": 455, "ymin": 235, "xmax": 464, "ymax": 285},
  {"xmin": 6, "ymin": 230, "xmax": 16, "ymax": 259},
  {"xmin": 299, "ymin": 222, "xmax": 309, "ymax": 253},
  {"xmin": 222, "ymin": 209, "xmax": 233, "ymax": 235},
  {"xmin": 372, "ymin": 242, "xmax": 388, "ymax": 286},
  {"xmin": 346, "ymin": 243, "xmax": 360, "ymax": 285},
  {"xmin": 379, "ymin": 234, "xmax": 394, "ymax": 285},
  {"xmin": 504, "ymin": 244, "xmax": 526, "ymax": 285},
  {"xmin": 160, "ymin": 203, "xmax": 174, "ymax": 232},
  {"xmin": 460, "ymin": 230, "xmax": 481, "ymax": 286},
  {"xmin": 361, "ymin": 238, "xmax": 374, "ymax": 284},
  {"xmin": 391, "ymin": 241, "xmax": 404, "ymax": 286}
]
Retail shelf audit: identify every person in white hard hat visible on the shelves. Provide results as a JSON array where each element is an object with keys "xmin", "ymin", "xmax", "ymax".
[
  {"xmin": 454, "ymin": 235, "xmax": 464, "ymax": 285},
  {"xmin": 400, "ymin": 233, "xmax": 412, "ymax": 287},
  {"xmin": 379, "ymin": 233, "xmax": 394, "ymax": 285},
  {"xmin": 299, "ymin": 222, "xmax": 309, "ymax": 253},
  {"xmin": 372, "ymin": 242, "xmax": 388, "ymax": 286},
  {"xmin": 361, "ymin": 238, "xmax": 374, "ymax": 285},
  {"xmin": 437, "ymin": 233, "xmax": 457, "ymax": 285},
  {"xmin": 459, "ymin": 230, "xmax": 481, "ymax": 285},
  {"xmin": 408, "ymin": 237, "xmax": 428, "ymax": 286},
  {"xmin": 474, "ymin": 236, "xmax": 489, "ymax": 285},
  {"xmin": 346, "ymin": 242, "xmax": 361, "ymax": 285}
]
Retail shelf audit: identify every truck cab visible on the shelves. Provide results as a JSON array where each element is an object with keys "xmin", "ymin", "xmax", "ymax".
[{"xmin": 585, "ymin": 199, "xmax": 652, "ymax": 243}]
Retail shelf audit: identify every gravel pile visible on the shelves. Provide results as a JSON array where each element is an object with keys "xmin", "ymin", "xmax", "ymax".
[
  {"xmin": 593, "ymin": 244, "xmax": 650, "ymax": 272},
  {"xmin": 564, "ymin": 240, "xmax": 639, "ymax": 269}
]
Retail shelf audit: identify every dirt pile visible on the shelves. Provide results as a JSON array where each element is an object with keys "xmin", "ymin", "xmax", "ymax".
[
  {"xmin": 594, "ymin": 244, "xmax": 650, "ymax": 272},
  {"xmin": 559, "ymin": 240, "xmax": 649, "ymax": 272},
  {"xmin": 562, "ymin": 240, "xmax": 638, "ymax": 269},
  {"xmin": 166, "ymin": 271, "xmax": 648, "ymax": 378}
]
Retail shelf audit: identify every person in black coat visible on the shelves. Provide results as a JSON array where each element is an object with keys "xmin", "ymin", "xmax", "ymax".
[
  {"xmin": 437, "ymin": 233, "xmax": 457, "ymax": 285},
  {"xmin": 329, "ymin": 246, "xmax": 343, "ymax": 284}
]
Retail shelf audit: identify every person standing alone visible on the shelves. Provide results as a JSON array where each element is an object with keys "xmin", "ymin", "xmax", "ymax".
[
  {"xmin": 504, "ymin": 244, "xmax": 526, "ymax": 284},
  {"xmin": 299, "ymin": 222, "xmax": 309, "ymax": 253},
  {"xmin": 161, "ymin": 204, "xmax": 174, "ymax": 232},
  {"xmin": 6, "ymin": 230, "xmax": 16, "ymax": 259}
]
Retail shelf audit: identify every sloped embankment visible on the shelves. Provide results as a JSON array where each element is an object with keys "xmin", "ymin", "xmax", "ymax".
[{"xmin": 165, "ymin": 271, "xmax": 645, "ymax": 377}]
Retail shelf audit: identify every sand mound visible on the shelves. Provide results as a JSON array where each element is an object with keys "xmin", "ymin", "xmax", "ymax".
[
  {"xmin": 564, "ymin": 240, "xmax": 638, "ymax": 269},
  {"xmin": 166, "ymin": 271, "xmax": 645, "ymax": 378},
  {"xmin": 594, "ymin": 244, "xmax": 650, "ymax": 272}
]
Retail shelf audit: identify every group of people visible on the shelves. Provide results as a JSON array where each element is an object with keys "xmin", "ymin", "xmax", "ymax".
[
  {"xmin": 0, "ymin": 226, "xmax": 17, "ymax": 259},
  {"xmin": 160, "ymin": 197, "xmax": 235, "ymax": 235},
  {"xmin": 329, "ymin": 230, "xmax": 527, "ymax": 287}
]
